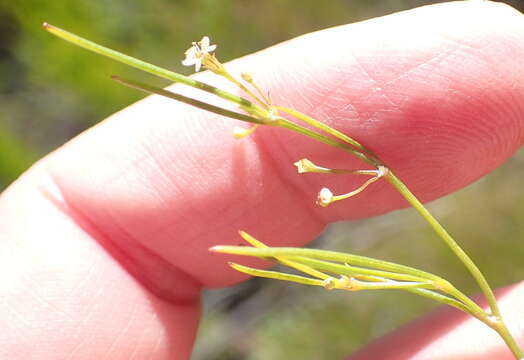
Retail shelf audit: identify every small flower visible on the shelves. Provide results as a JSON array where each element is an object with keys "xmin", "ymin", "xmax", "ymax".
[
  {"xmin": 294, "ymin": 158, "xmax": 317, "ymax": 173},
  {"xmin": 182, "ymin": 36, "xmax": 217, "ymax": 72},
  {"xmin": 318, "ymin": 187, "xmax": 334, "ymax": 207}
]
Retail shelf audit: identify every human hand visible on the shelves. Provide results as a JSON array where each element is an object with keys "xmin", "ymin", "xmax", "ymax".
[{"xmin": 2, "ymin": 1, "xmax": 524, "ymax": 359}]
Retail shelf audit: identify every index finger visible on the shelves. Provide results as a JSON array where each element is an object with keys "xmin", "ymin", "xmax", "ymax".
[{"xmin": 41, "ymin": 1, "xmax": 524, "ymax": 289}]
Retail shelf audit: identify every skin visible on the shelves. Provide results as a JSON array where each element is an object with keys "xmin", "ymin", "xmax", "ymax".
[{"xmin": 1, "ymin": 1, "xmax": 524, "ymax": 359}]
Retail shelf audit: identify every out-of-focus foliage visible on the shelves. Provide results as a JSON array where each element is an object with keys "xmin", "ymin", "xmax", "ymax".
[
  {"xmin": 1, "ymin": 1, "xmax": 523, "ymax": 360},
  {"xmin": 0, "ymin": 118, "xmax": 35, "ymax": 187}
]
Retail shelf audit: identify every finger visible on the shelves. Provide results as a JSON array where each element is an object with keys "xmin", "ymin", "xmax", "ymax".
[
  {"xmin": 0, "ymin": 175, "xmax": 199, "ymax": 360},
  {"xmin": 1, "ymin": 2, "xmax": 523, "ymax": 360},
  {"xmin": 41, "ymin": 0, "xmax": 524, "ymax": 287},
  {"xmin": 348, "ymin": 282, "xmax": 524, "ymax": 359}
]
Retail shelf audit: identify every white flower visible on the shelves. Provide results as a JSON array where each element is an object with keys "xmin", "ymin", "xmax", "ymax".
[
  {"xmin": 182, "ymin": 36, "xmax": 217, "ymax": 72},
  {"xmin": 293, "ymin": 158, "xmax": 316, "ymax": 174}
]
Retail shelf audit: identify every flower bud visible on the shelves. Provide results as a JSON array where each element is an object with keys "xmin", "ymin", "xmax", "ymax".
[{"xmin": 293, "ymin": 159, "xmax": 316, "ymax": 173}]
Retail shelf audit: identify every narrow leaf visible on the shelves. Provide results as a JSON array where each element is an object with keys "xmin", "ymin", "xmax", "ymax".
[
  {"xmin": 229, "ymin": 262, "xmax": 325, "ymax": 287},
  {"xmin": 112, "ymin": 76, "xmax": 264, "ymax": 124}
]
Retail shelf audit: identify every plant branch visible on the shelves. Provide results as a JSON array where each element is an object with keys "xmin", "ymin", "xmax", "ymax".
[
  {"xmin": 44, "ymin": 24, "xmax": 523, "ymax": 358},
  {"xmin": 385, "ymin": 170, "xmax": 524, "ymax": 358},
  {"xmin": 42, "ymin": 23, "xmax": 266, "ymax": 118},
  {"xmin": 111, "ymin": 76, "xmax": 264, "ymax": 125}
]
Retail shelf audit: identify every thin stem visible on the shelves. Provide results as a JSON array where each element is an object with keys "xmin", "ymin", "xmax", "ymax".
[
  {"xmin": 385, "ymin": 171, "xmax": 499, "ymax": 315},
  {"xmin": 245, "ymin": 77, "xmax": 272, "ymax": 106},
  {"xmin": 215, "ymin": 245, "xmax": 487, "ymax": 321},
  {"xmin": 43, "ymin": 23, "xmax": 379, "ymax": 167},
  {"xmin": 287, "ymin": 256, "xmax": 429, "ymax": 283},
  {"xmin": 238, "ymin": 231, "xmax": 332, "ymax": 280},
  {"xmin": 349, "ymin": 279, "xmax": 434, "ymax": 291},
  {"xmin": 295, "ymin": 161, "xmax": 379, "ymax": 175},
  {"xmin": 211, "ymin": 246, "xmax": 442, "ymax": 281},
  {"xmin": 42, "ymin": 23, "xmax": 266, "ymax": 118},
  {"xmin": 229, "ymin": 262, "xmax": 326, "ymax": 287},
  {"xmin": 386, "ymin": 170, "xmax": 524, "ymax": 358},
  {"xmin": 406, "ymin": 288, "xmax": 479, "ymax": 317},
  {"xmin": 494, "ymin": 322, "xmax": 524, "ymax": 360},
  {"xmin": 276, "ymin": 118, "xmax": 373, "ymax": 165},
  {"xmin": 275, "ymin": 105, "xmax": 380, "ymax": 164},
  {"xmin": 112, "ymin": 76, "xmax": 264, "ymax": 125},
  {"xmin": 110, "ymin": 76, "xmax": 374, "ymax": 165},
  {"xmin": 433, "ymin": 279, "xmax": 490, "ymax": 323},
  {"xmin": 235, "ymin": 232, "xmax": 485, "ymax": 317},
  {"xmin": 220, "ymin": 71, "xmax": 269, "ymax": 109},
  {"xmin": 113, "ymin": 78, "xmax": 376, "ymax": 169},
  {"xmin": 331, "ymin": 174, "xmax": 382, "ymax": 202}
]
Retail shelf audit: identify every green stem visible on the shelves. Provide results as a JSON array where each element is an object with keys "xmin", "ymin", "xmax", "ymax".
[
  {"xmin": 288, "ymin": 256, "xmax": 430, "ymax": 283},
  {"xmin": 276, "ymin": 119, "xmax": 372, "ymax": 165},
  {"xmin": 43, "ymin": 23, "xmax": 378, "ymax": 166},
  {"xmin": 42, "ymin": 23, "xmax": 265, "ymax": 118},
  {"xmin": 385, "ymin": 172, "xmax": 499, "ymax": 314},
  {"xmin": 406, "ymin": 288, "xmax": 477, "ymax": 317},
  {"xmin": 230, "ymin": 262, "xmax": 326, "ymax": 287},
  {"xmin": 238, "ymin": 230, "xmax": 333, "ymax": 281},
  {"xmin": 214, "ymin": 245, "xmax": 488, "ymax": 322},
  {"xmin": 275, "ymin": 106, "xmax": 366, "ymax": 152},
  {"xmin": 349, "ymin": 279, "xmax": 434, "ymax": 291},
  {"xmin": 110, "ymin": 76, "xmax": 374, "ymax": 164},
  {"xmin": 220, "ymin": 71, "xmax": 269, "ymax": 109},
  {"xmin": 245, "ymin": 77, "xmax": 272, "ymax": 106},
  {"xmin": 275, "ymin": 105, "xmax": 380, "ymax": 165},
  {"xmin": 494, "ymin": 322, "xmax": 524, "ymax": 360},
  {"xmin": 293, "ymin": 256, "xmax": 488, "ymax": 319},
  {"xmin": 386, "ymin": 171, "xmax": 523, "ymax": 359},
  {"xmin": 211, "ymin": 245, "xmax": 443, "ymax": 281},
  {"xmin": 112, "ymin": 76, "xmax": 264, "ymax": 125}
]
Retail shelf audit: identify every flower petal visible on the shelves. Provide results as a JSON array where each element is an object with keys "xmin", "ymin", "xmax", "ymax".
[
  {"xmin": 200, "ymin": 36, "xmax": 210, "ymax": 48},
  {"xmin": 194, "ymin": 60, "xmax": 202, "ymax": 72},
  {"xmin": 182, "ymin": 58, "xmax": 196, "ymax": 66}
]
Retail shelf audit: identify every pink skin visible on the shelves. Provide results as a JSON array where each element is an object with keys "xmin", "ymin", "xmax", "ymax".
[{"xmin": 1, "ymin": 1, "xmax": 524, "ymax": 359}]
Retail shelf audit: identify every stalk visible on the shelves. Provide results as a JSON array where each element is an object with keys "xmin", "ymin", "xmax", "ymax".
[
  {"xmin": 385, "ymin": 170, "xmax": 523, "ymax": 359},
  {"xmin": 42, "ymin": 23, "xmax": 264, "ymax": 117}
]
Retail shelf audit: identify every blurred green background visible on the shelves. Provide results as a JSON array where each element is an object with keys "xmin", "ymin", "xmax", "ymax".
[{"xmin": 1, "ymin": 1, "xmax": 523, "ymax": 359}]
